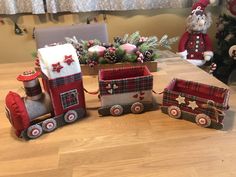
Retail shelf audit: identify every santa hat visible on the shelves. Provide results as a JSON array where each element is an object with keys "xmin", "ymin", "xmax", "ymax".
[{"xmin": 191, "ymin": 0, "xmax": 216, "ymax": 15}]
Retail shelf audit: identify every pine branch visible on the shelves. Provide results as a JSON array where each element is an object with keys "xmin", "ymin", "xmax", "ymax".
[
  {"xmin": 127, "ymin": 31, "xmax": 141, "ymax": 45},
  {"xmin": 123, "ymin": 34, "xmax": 129, "ymax": 43}
]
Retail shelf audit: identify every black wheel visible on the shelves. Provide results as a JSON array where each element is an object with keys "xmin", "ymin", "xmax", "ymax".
[
  {"xmin": 42, "ymin": 118, "xmax": 57, "ymax": 132},
  {"xmin": 131, "ymin": 102, "xmax": 144, "ymax": 114},
  {"xmin": 110, "ymin": 105, "xmax": 123, "ymax": 116},
  {"xmin": 195, "ymin": 114, "xmax": 211, "ymax": 128},
  {"xmin": 27, "ymin": 124, "xmax": 43, "ymax": 139},
  {"xmin": 64, "ymin": 110, "xmax": 78, "ymax": 123}
]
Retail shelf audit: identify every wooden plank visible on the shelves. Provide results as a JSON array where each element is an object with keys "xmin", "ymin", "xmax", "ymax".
[{"xmin": 0, "ymin": 53, "xmax": 235, "ymax": 177}]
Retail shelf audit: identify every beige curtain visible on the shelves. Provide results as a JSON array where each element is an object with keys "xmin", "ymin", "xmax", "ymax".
[
  {"xmin": 0, "ymin": 0, "xmax": 219, "ymax": 14},
  {"xmin": 0, "ymin": 0, "xmax": 45, "ymax": 14},
  {"xmin": 45, "ymin": 0, "xmax": 207, "ymax": 13}
]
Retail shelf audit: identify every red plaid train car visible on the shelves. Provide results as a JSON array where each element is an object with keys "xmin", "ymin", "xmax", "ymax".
[
  {"xmin": 98, "ymin": 66, "xmax": 154, "ymax": 116},
  {"xmin": 5, "ymin": 44, "xmax": 86, "ymax": 139},
  {"xmin": 161, "ymin": 78, "xmax": 230, "ymax": 129}
]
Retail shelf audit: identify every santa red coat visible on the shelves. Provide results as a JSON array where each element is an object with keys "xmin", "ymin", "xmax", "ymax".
[{"xmin": 178, "ymin": 31, "xmax": 213, "ymax": 60}]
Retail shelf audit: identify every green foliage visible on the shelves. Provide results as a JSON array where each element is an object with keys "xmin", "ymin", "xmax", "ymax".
[
  {"xmin": 98, "ymin": 57, "xmax": 108, "ymax": 64},
  {"xmin": 64, "ymin": 32, "xmax": 178, "ymax": 66},
  {"xmin": 31, "ymin": 51, "xmax": 37, "ymax": 58},
  {"xmin": 139, "ymin": 43, "xmax": 150, "ymax": 53},
  {"xmin": 126, "ymin": 31, "xmax": 141, "ymax": 45},
  {"xmin": 157, "ymin": 35, "xmax": 179, "ymax": 49},
  {"xmin": 115, "ymin": 47, "xmax": 126, "ymax": 61},
  {"xmin": 151, "ymin": 53, "xmax": 159, "ymax": 61},
  {"xmin": 125, "ymin": 54, "xmax": 138, "ymax": 63}
]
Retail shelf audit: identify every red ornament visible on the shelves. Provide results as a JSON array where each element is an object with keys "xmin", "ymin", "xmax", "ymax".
[
  {"xmin": 64, "ymin": 55, "xmax": 74, "ymax": 65},
  {"xmin": 227, "ymin": 0, "xmax": 236, "ymax": 16},
  {"xmin": 52, "ymin": 62, "xmax": 63, "ymax": 73}
]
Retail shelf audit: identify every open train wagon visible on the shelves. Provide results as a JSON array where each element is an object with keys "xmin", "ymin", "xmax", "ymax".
[
  {"xmin": 98, "ymin": 66, "xmax": 154, "ymax": 116},
  {"xmin": 161, "ymin": 78, "xmax": 230, "ymax": 129}
]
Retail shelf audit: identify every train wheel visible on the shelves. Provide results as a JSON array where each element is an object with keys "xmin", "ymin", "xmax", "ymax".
[
  {"xmin": 110, "ymin": 105, "xmax": 123, "ymax": 116},
  {"xmin": 131, "ymin": 102, "xmax": 144, "ymax": 114},
  {"xmin": 42, "ymin": 119, "xmax": 57, "ymax": 132},
  {"xmin": 64, "ymin": 110, "xmax": 78, "ymax": 123},
  {"xmin": 195, "ymin": 114, "xmax": 211, "ymax": 128},
  {"xmin": 168, "ymin": 106, "xmax": 181, "ymax": 119},
  {"xmin": 27, "ymin": 124, "xmax": 43, "ymax": 139}
]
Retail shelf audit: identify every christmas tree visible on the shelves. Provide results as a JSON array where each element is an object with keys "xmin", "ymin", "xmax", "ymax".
[{"xmin": 213, "ymin": 14, "xmax": 236, "ymax": 84}]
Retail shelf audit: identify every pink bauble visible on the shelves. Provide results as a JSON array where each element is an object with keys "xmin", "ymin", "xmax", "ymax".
[
  {"xmin": 88, "ymin": 45, "xmax": 106, "ymax": 56},
  {"xmin": 120, "ymin": 43, "xmax": 137, "ymax": 54}
]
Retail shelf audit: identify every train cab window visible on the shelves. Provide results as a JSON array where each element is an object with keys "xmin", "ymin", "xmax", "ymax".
[{"xmin": 60, "ymin": 89, "xmax": 79, "ymax": 109}]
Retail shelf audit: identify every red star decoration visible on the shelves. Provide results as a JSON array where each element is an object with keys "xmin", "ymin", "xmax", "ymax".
[
  {"xmin": 52, "ymin": 62, "xmax": 63, "ymax": 73},
  {"xmin": 64, "ymin": 55, "xmax": 74, "ymax": 65}
]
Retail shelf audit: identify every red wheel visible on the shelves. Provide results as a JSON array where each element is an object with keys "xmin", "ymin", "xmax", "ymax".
[
  {"xmin": 64, "ymin": 110, "xmax": 78, "ymax": 123},
  {"xmin": 168, "ymin": 106, "xmax": 181, "ymax": 119},
  {"xmin": 27, "ymin": 124, "xmax": 43, "ymax": 139},
  {"xmin": 131, "ymin": 102, "xmax": 144, "ymax": 114},
  {"xmin": 195, "ymin": 114, "xmax": 211, "ymax": 128},
  {"xmin": 42, "ymin": 118, "xmax": 57, "ymax": 132},
  {"xmin": 110, "ymin": 105, "xmax": 123, "ymax": 116}
]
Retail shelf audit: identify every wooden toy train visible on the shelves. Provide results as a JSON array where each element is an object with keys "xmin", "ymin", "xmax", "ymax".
[{"xmin": 4, "ymin": 44, "xmax": 230, "ymax": 140}]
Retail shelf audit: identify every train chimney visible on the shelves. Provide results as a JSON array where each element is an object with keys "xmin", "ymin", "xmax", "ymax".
[{"xmin": 17, "ymin": 71, "xmax": 42, "ymax": 100}]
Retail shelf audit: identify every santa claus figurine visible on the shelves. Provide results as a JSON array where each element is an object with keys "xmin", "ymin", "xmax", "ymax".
[{"xmin": 178, "ymin": 0, "xmax": 216, "ymax": 66}]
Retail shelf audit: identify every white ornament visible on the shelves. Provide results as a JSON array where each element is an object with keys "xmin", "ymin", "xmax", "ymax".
[
  {"xmin": 229, "ymin": 45, "xmax": 236, "ymax": 60},
  {"xmin": 188, "ymin": 101, "xmax": 198, "ymax": 110},
  {"xmin": 176, "ymin": 95, "xmax": 185, "ymax": 105}
]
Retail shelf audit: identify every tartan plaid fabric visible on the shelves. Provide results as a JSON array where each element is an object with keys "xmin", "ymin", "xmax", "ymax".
[
  {"xmin": 163, "ymin": 90, "xmax": 219, "ymax": 120},
  {"xmin": 173, "ymin": 78, "xmax": 229, "ymax": 104},
  {"xmin": 42, "ymin": 73, "xmax": 82, "ymax": 88},
  {"xmin": 60, "ymin": 89, "xmax": 79, "ymax": 109},
  {"xmin": 99, "ymin": 66, "xmax": 153, "ymax": 96},
  {"xmin": 162, "ymin": 78, "xmax": 230, "ymax": 121},
  {"xmin": 99, "ymin": 75, "xmax": 153, "ymax": 96}
]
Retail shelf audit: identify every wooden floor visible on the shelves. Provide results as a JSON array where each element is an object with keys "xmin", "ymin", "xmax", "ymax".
[{"xmin": 0, "ymin": 56, "xmax": 236, "ymax": 177}]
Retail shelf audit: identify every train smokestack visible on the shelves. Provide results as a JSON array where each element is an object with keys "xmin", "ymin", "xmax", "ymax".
[{"xmin": 17, "ymin": 71, "xmax": 42, "ymax": 100}]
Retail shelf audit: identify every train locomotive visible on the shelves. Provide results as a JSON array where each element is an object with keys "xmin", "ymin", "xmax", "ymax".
[{"xmin": 5, "ymin": 44, "xmax": 86, "ymax": 139}]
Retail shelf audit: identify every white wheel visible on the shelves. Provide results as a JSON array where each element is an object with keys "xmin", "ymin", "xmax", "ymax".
[
  {"xmin": 131, "ymin": 102, "xmax": 144, "ymax": 114},
  {"xmin": 64, "ymin": 110, "xmax": 78, "ymax": 123},
  {"xmin": 195, "ymin": 114, "xmax": 211, "ymax": 128},
  {"xmin": 110, "ymin": 105, "xmax": 123, "ymax": 116},
  {"xmin": 168, "ymin": 106, "xmax": 181, "ymax": 119},
  {"xmin": 42, "ymin": 118, "xmax": 57, "ymax": 132},
  {"xmin": 27, "ymin": 124, "xmax": 43, "ymax": 139}
]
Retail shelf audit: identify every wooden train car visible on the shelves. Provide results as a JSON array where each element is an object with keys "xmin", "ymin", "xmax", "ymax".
[
  {"xmin": 98, "ymin": 66, "xmax": 154, "ymax": 116},
  {"xmin": 161, "ymin": 78, "xmax": 230, "ymax": 129}
]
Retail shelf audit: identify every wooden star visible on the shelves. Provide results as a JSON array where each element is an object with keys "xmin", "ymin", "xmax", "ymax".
[
  {"xmin": 64, "ymin": 55, "xmax": 74, "ymax": 65},
  {"xmin": 188, "ymin": 101, "xmax": 198, "ymax": 110},
  {"xmin": 176, "ymin": 95, "xmax": 185, "ymax": 105},
  {"xmin": 52, "ymin": 62, "xmax": 63, "ymax": 73}
]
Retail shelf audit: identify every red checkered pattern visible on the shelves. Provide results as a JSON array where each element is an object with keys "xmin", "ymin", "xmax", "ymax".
[
  {"xmin": 163, "ymin": 78, "xmax": 230, "ymax": 122},
  {"xmin": 99, "ymin": 66, "xmax": 153, "ymax": 96},
  {"xmin": 42, "ymin": 73, "xmax": 82, "ymax": 88}
]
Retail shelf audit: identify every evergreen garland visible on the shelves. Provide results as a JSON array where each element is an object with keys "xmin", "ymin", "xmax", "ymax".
[{"xmin": 63, "ymin": 31, "xmax": 179, "ymax": 67}]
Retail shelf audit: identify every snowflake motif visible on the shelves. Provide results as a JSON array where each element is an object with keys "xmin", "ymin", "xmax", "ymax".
[
  {"xmin": 52, "ymin": 62, "xmax": 63, "ymax": 73},
  {"xmin": 64, "ymin": 55, "xmax": 74, "ymax": 65}
]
